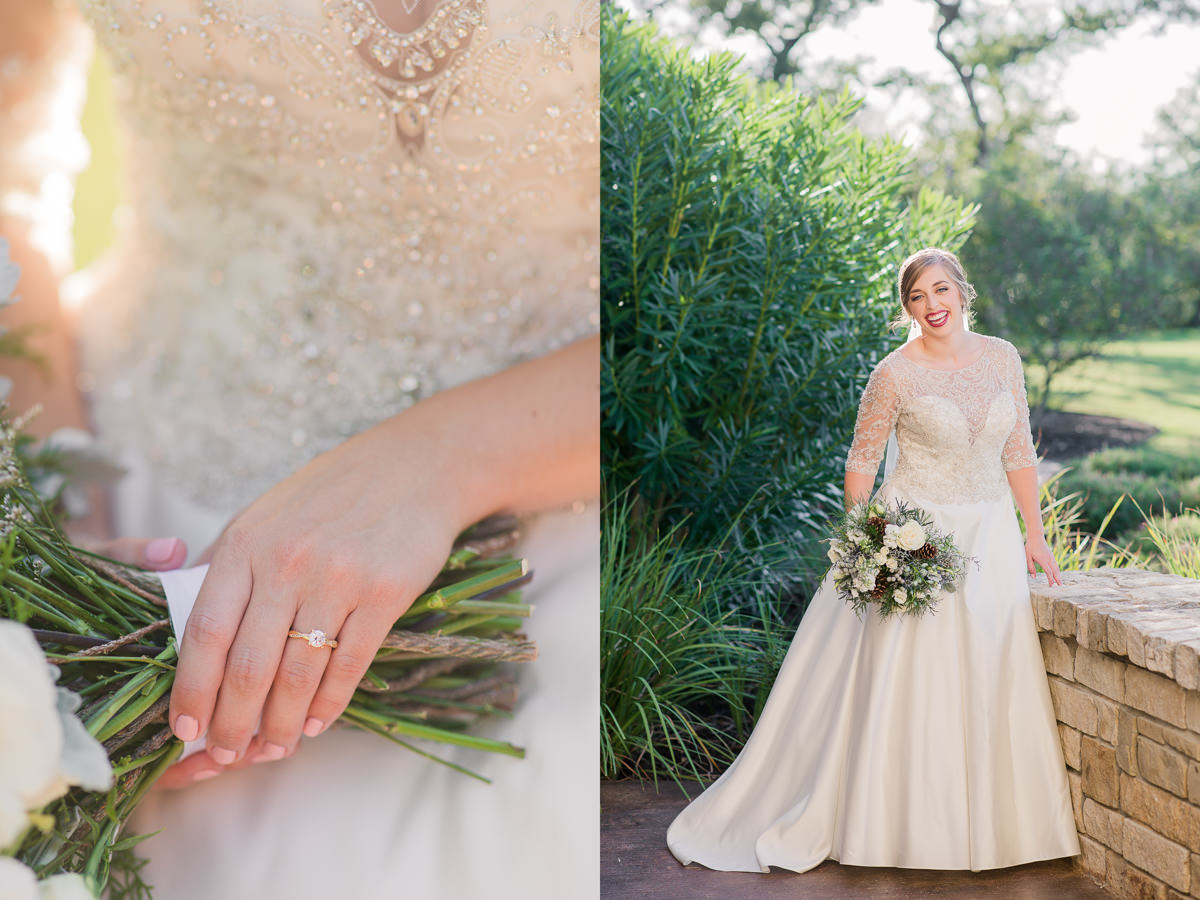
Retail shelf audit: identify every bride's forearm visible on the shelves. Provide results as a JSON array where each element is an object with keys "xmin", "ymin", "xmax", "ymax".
[
  {"xmin": 843, "ymin": 471, "xmax": 876, "ymax": 511},
  {"xmin": 365, "ymin": 332, "xmax": 599, "ymax": 528},
  {"xmin": 1006, "ymin": 466, "xmax": 1045, "ymax": 541}
]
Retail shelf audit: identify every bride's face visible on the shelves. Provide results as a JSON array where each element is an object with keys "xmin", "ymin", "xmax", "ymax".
[{"xmin": 905, "ymin": 264, "xmax": 963, "ymax": 337}]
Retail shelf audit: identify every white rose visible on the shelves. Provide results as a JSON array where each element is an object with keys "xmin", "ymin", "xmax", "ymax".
[
  {"xmin": 897, "ymin": 520, "xmax": 927, "ymax": 551},
  {"xmin": 885, "ymin": 557, "xmax": 899, "ymax": 570},
  {"xmin": 893, "ymin": 588, "xmax": 908, "ymax": 604},
  {"xmin": 873, "ymin": 549, "xmax": 889, "ymax": 565},
  {"xmin": 40, "ymin": 873, "xmax": 96, "ymax": 900},
  {"xmin": 0, "ymin": 857, "xmax": 38, "ymax": 900},
  {"xmin": 0, "ymin": 622, "xmax": 63, "ymax": 845},
  {"xmin": 0, "ymin": 621, "xmax": 112, "ymax": 847}
]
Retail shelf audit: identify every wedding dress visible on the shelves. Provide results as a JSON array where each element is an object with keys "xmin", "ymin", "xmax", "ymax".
[
  {"xmin": 666, "ymin": 333, "xmax": 1081, "ymax": 873},
  {"xmin": 1, "ymin": 1, "xmax": 599, "ymax": 898}
]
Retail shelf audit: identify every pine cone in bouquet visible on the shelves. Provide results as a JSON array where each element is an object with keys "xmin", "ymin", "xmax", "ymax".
[
  {"xmin": 915, "ymin": 542, "xmax": 938, "ymax": 560},
  {"xmin": 866, "ymin": 514, "xmax": 887, "ymax": 537},
  {"xmin": 870, "ymin": 570, "xmax": 888, "ymax": 600}
]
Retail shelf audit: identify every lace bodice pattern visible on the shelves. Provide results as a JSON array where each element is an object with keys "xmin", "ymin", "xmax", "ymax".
[
  {"xmin": 844, "ymin": 335, "xmax": 1039, "ymax": 504},
  {"xmin": 2, "ymin": 0, "xmax": 598, "ymax": 512}
]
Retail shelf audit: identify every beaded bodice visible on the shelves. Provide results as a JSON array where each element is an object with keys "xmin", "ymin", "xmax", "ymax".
[
  {"xmin": 844, "ymin": 335, "xmax": 1039, "ymax": 504},
  {"xmin": 2, "ymin": 0, "xmax": 598, "ymax": 513}
]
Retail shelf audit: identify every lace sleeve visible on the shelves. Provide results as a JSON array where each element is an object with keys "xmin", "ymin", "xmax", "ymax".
[
  {"xmin": 1000, "ymin": 341, "xmax": 1039, "ymax": 471},
  {"xmin": 845, "ymin": 359, "xmax": 901, "ymax": 476},
  {"xmin": 0, "ymin": 0, "xmax": 94, "ymax": 276}
]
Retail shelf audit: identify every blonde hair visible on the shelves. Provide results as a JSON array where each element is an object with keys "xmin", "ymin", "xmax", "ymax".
[{"xmin": 888, "ymin": 247, "xmax": 977, "ymax": 334}]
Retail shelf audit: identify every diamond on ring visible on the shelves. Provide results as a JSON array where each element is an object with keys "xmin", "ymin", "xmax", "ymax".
[{"xmin": 287, "ymin": 628, "xmax": 339, "ymax": 649}]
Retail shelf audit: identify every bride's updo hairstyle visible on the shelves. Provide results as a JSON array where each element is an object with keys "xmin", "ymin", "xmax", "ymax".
[{"xmin": 889, "ymin": 247, "xmax": 978, "ymax": 334}]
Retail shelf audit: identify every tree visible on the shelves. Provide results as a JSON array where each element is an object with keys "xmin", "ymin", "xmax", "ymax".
[
  {"xmin": 683, "ymin": 0, "xmax": 880, "ymax": 82},
  {"xmin": 965, "ymin": 144, "xmax": 1181, "ymax": 416}
]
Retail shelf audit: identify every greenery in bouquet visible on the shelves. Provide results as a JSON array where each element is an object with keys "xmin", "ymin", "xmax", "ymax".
[
  {"xmin": 0, "ymin": 396, "xmax": 538, "ymax": 896},
  {"xmin": 826, "ymin": 498, "xmax": 977, "ymax": 620}
]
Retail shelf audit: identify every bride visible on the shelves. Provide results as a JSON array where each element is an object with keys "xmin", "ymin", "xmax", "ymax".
[
  {"xmin": 0, "ymin": 1, "xmax": 598, "ymax": 898},
  {"xmin": 666, "ymin": 247, "xmax": 1081, "ymax": 874}
]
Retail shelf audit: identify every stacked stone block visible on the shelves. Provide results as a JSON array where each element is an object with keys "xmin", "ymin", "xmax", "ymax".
[{"xmin": 1030, "ymin": 567, "xmax": 1200, "ymax": 899}]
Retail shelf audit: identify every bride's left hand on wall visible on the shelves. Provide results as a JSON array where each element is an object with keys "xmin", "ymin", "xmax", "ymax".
[{"xmin": 1024, "ymin": 535, "xmax": 1063, "ymax": 587}]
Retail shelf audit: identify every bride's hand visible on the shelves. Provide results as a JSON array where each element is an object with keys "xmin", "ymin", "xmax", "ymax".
[
  {"xmin": 163, "ymin": 334, "xmax": 597, "ymax": 779},
  {"xmin": 1024, "ymin": 535, "xmax": 1062, "ymax": 587},
  {"xmin": 166, "ymin": 425, "xmax": 463, "ymax": 770}
]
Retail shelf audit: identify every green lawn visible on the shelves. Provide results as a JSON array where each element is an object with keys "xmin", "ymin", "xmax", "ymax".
[{"xmin": 1024, "ymin": 328, "xmax": 1200, "ymax": 457}]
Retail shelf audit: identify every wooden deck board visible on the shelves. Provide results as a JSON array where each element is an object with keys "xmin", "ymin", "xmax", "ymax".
[{"xmin": 602, "ymin": 780, "xmax": 1111, "ymax": 899}]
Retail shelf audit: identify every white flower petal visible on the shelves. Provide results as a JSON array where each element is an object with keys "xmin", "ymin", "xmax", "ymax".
[
  {"xmin": 40, "ymin": 873, "xmax": 96, "ymax": 900},
  {"xmin": 54, "ymin": 688, "xmax": 112, "ymax": 793},
  {"xmin": 0, "ymin": 622, "xmax": 63, "ymax": 812},
  {"xmin": 0, "ymin": 857, "xmax": 39, "ymax": 900}
]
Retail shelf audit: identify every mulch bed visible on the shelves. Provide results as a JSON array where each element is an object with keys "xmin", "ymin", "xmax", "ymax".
[{"xmin": 1030, "ymin": 409, "xmax": 1159, "ymax": 462}]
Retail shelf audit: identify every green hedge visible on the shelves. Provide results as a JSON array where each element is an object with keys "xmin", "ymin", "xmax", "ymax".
[
  {"xmin": 1056, "ymin": 446, "xmax": 1200, "ymax": 540},
  {"xmin": 600, "ymin": 8, "xmax": 975, "ymax": 593}
]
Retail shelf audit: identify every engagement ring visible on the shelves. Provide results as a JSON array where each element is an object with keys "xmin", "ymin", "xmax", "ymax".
[{"xmin": 287, "ymin": 628, "xmax": 338, "ymax": 649}]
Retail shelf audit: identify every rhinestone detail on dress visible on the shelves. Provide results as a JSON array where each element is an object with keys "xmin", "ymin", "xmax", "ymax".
[
  {"xmin": 52, "ymin": 0, "xmax": 599, "ymax": 514},
  {"xmin": 844, "ymin": 335, "xmax": 1040, "ymax": 504}
]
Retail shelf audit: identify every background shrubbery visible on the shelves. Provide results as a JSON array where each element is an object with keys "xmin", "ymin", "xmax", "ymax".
[
  {"xmin": 1056, "ymin": 446, "xmax": 1200, "ymax": 540},
  {"xmin": 600, "ymin": 8, "xmax": 973, "ymax": 780},
  {"xmin": 601, "ymin": 8, "xmax": 974, "ymax": 587}
]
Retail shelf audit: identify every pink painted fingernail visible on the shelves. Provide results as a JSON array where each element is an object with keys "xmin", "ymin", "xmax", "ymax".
[
  {"xmin": 303, "ymin": 717, "xmax": 325, "ymax": 738},
  {"xmin": 145, "ymin": 537, "xmax": 182, "ymax": 566},
  {"xmin": 192, "ymin": 769, "xmax": 220, "ymax": 782},
  {"xmin": 209, "ymin": 746, "xmax": 237, "ymax": 766},
  {"xmin": 174, "ymin": 715, "xmax": 199, "ymax": 742},
  {"xmin": 260, "ymin": 742, "xmax": 287, "ymax": 761}
]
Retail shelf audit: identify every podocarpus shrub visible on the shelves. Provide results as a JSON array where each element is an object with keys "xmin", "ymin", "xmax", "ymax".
[{"xmin": 601, "ymin": 8, "xmax": 976, "ymax": 602}]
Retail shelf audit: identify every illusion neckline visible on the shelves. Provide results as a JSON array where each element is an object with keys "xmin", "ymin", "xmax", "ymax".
[{"xmin": 893, "ymin": 334, "xmax": 993, "ymax": 374}]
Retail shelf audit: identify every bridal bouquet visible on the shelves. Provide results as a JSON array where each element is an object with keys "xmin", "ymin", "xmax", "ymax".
[
  {"xmin": 826, "ymin": 498, "xmax": 976, "ymax": 619},
  {"xmin": 0, "ymin": 397, "xmax": 537, "ymax": 895}
]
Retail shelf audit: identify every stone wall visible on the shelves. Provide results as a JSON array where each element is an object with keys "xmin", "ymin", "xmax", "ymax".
[{"xmin": 1031, "ymin": 567, "xmax": 1200, "ymax": 900}]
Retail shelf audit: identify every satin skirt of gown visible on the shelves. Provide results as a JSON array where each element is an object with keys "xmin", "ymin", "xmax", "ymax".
[
  {"xmin": 114, "ymin": 450, "xmax": 599, "ymax": 900},
  {"xmin": 665, "ymin": 477, "xmax": 1080, "ymax": 874}
]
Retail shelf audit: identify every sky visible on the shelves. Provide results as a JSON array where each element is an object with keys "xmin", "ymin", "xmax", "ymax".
[{"xmin": 617, "ymin": 0, "xmax": 1200, "ymax": 169}]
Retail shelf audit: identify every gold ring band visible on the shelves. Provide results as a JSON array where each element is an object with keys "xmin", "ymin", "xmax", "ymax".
[{"xmin": 288, "ymin": 629, "xmax": 338, "ymax": 649}]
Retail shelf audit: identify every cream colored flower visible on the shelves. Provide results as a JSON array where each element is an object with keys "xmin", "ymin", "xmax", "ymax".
[
  {"xmin": 0, "ymin": 622, "xmax": 63, "ymax": 845},
  {"xmin": 0, "ymin": 857, "xmax": 38, "ymax": 900},
  {"xmin": 0, "ymin": 621, "xmax": 112, "ymax": 847},
  {"xmin": 897, "ymin": 520, "xmax": 927, "ymax": 551},
  {"xmin": 40, "ymin": 873, "xmax": 96, "ymax": 900}
]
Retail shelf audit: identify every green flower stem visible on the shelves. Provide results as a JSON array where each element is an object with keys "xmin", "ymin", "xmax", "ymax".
[
  {"xmin": 343, "ymin": 715, "xmax": 491, "ymax": 783},
  {"xmin": 1, "ymin": 572, "xmax": 98, "ymax": 632},
  {"xmin": 341, "ymin": 703, "xmax": 524, "ymax": 758},
  {"xmin": 94, "ymin": 675, "xmax": 173, "ymax": 743},
  {"xmin": 403, "ymin": 559, "xmax": 528, "ymax": 616},
  {"xmin": 17, "ymin": 530, "xmax": 135, "ymax": 632},
  {"xmin": 443, "ymin": 600, "xmax": 532, "ymax": 617},
  {"xmin": 84, "ymin": 740, "xmax": 183, "ymax": 887},
  {"xmin": 85, "ymin": 649, "xmax": 175, "ymax": 739}
]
